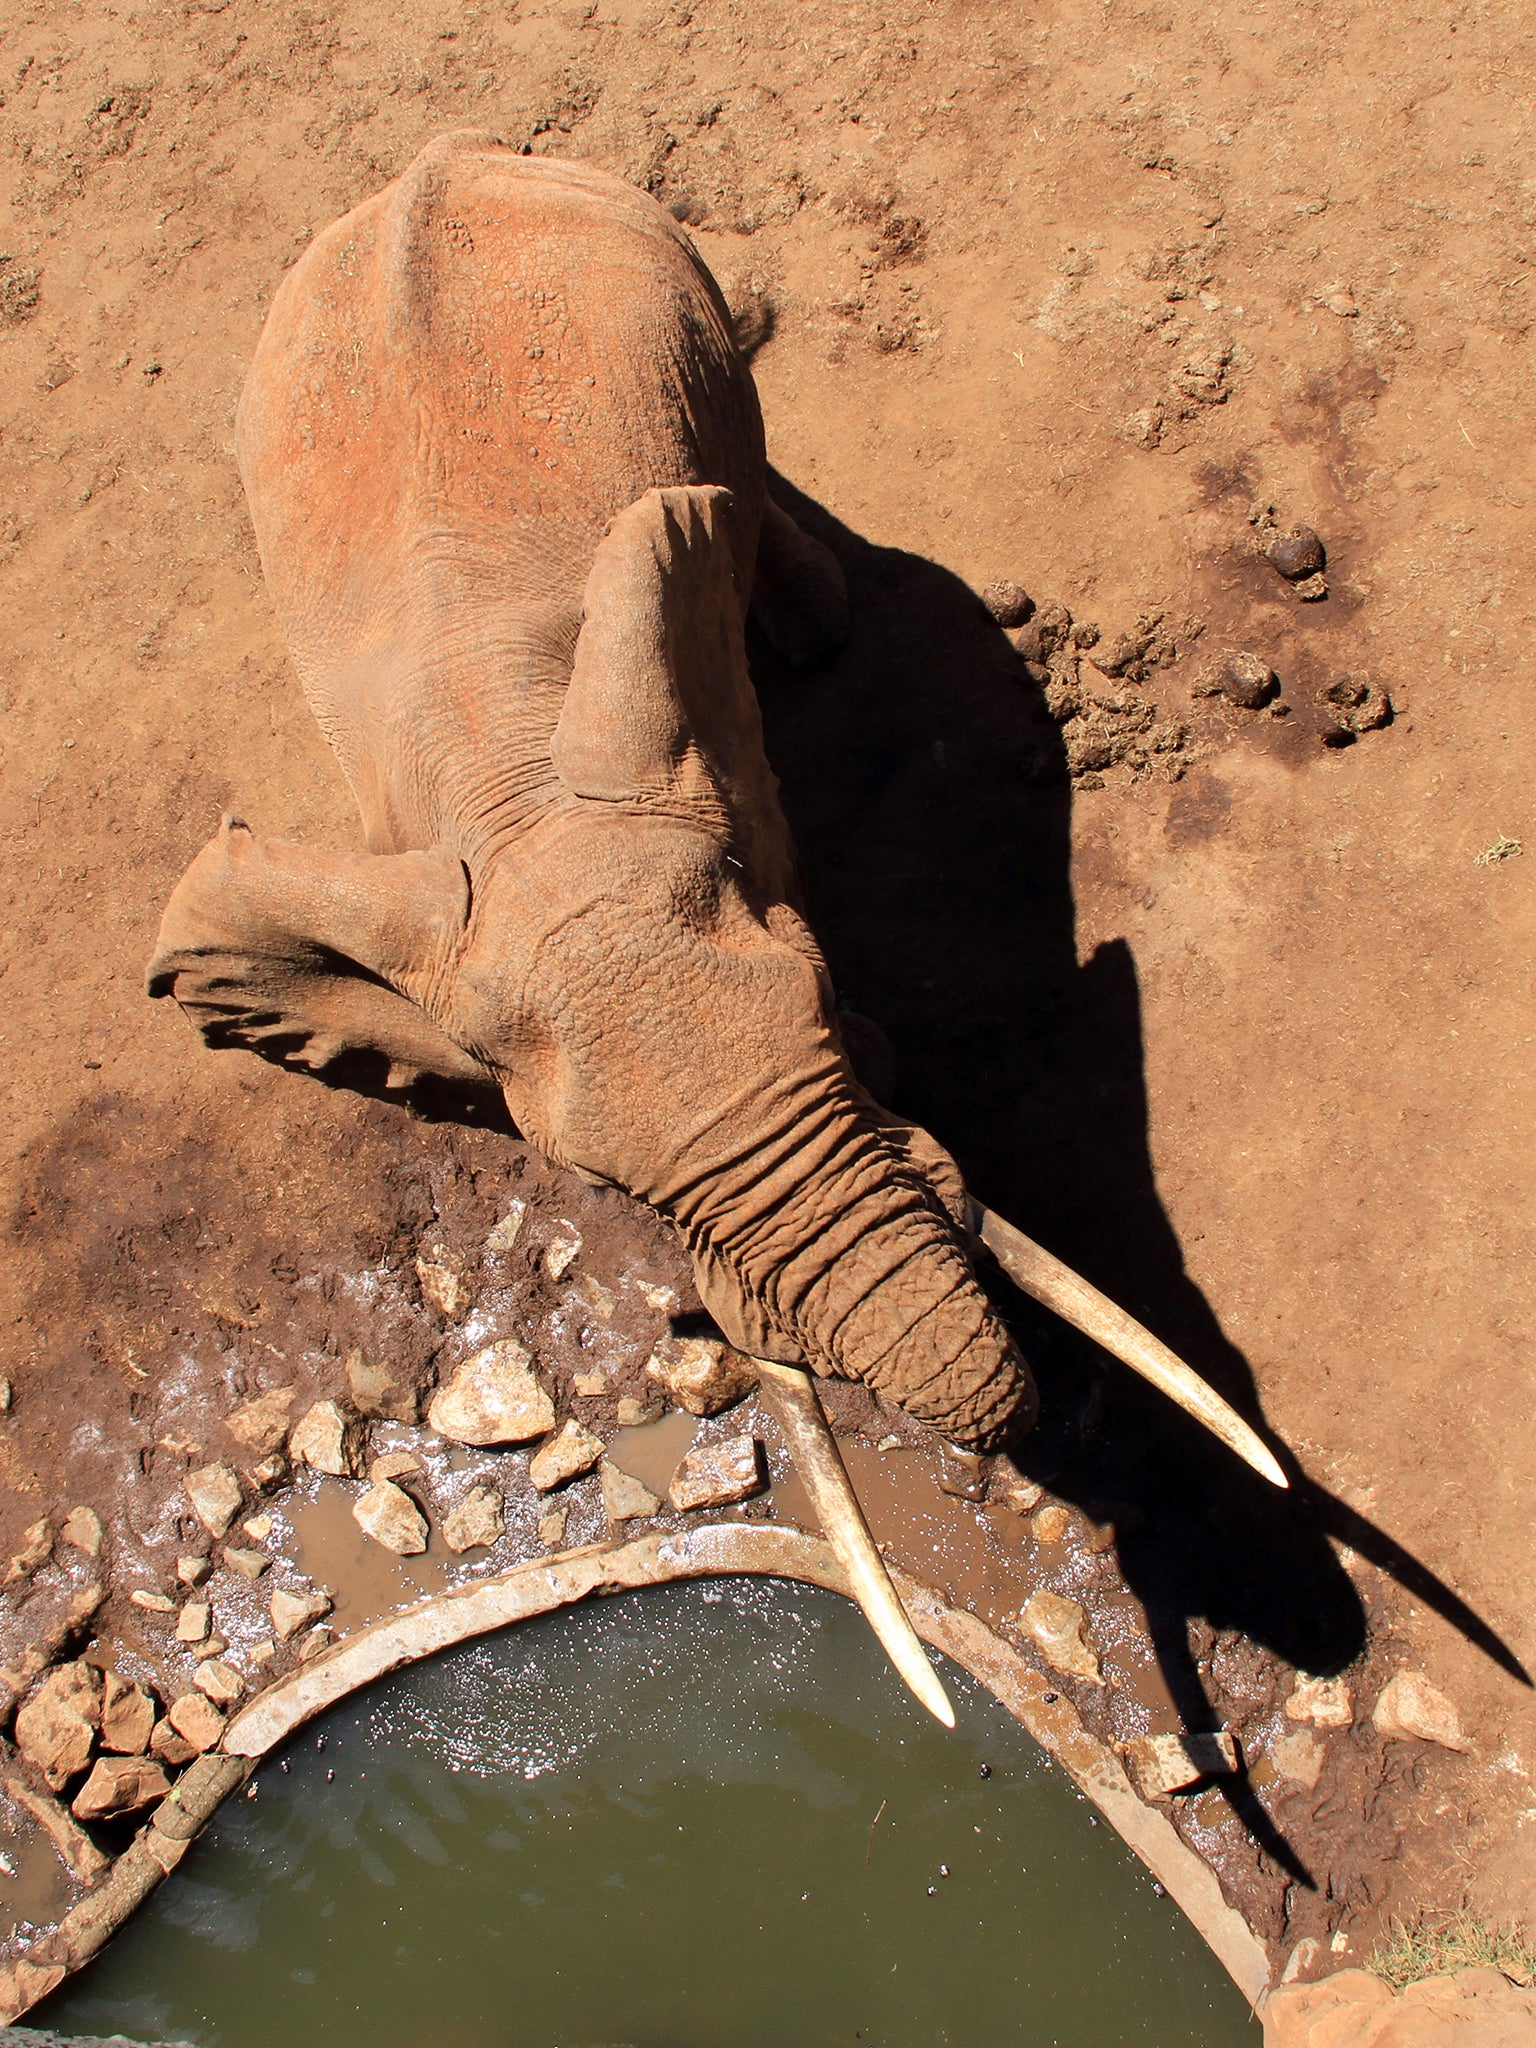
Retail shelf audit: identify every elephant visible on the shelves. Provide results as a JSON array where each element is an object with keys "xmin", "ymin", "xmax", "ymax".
[{"xmin": 149, "ymin": 131, "xmax": 1280, "ymax": 1496}]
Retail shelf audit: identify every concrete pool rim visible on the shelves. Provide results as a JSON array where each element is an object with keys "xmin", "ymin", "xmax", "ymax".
[{"xmin": 5, "ymin": 1521, "xmax": 1271, "ymax": 2022}]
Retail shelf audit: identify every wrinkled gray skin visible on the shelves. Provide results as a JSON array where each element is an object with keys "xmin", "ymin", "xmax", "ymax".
[{"xmin": 148, "ymin": 132, "xmax": 1036, "ymax": 1452}]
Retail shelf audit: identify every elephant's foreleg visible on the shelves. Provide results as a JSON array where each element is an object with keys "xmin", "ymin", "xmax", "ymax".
[{"xmin": 749, "ymin": 498, "xmax": 850, "ymax": 669}]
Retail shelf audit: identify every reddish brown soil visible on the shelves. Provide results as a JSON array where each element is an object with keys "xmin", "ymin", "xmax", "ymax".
[{"xmin": 2, "ymin": 0, "xmax": 1533, "ymax": 1995}]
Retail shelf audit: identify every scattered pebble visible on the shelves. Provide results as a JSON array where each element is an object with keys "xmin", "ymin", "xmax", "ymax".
[
  {"xmin": 1030, "ymin": 1503, "xmax": 1071, "ymax": 1545},
  {"xmin": 537, "ymin": 1506, "xmax": 570, "ymax": 1550},
  {"xmin": 1123, "ymin": 1730, "xmax": 1238, "ymax": 1798},
  {"xmin": 225, "ymin": 1387, "xmax": 296, "ymax": 1456},
  {"xmin": 129, "ymin": 1590, "xmax": 176, "ymax": 1613},
  {"xmin": 167, "ymin": 1692, "xmax": 226, "ymax": 1753},
  {"xmin": 4, "ymin": 1519, "xmax": 53, "ymax": 1588},
  {"xmin": 1286, "ymin": 1674, "xmax": 1353, "ymax": 1728},
  {"xmin": 1372, "ymin": 1670, "xmax": 1470, "ymax": 1752},
  {"xmin": 601, "ymin": 1460, "xmax": 662, "ymax": 1525},
  {"xmin": 529, "ymin": 1418, "xmax": 606, "ymax": 1493},
  {"xmin": 616, "ymin": 1397, "xmax": 665, "ymax": 1428},
  {"xmin": 485, "ymin": 1197, "xmax": 527, "ymax": 1253},
  {"xmin": 645, "ymin": 1337, "xmax": 756, "ymax": 1416},
  {"xmin": 241, "ymin": 1513, "xmax": 273, "ymax": 1542},
  {"xmin": 71, "ymin": 1755, "xmax": 170, "ymax": 1822},
  {"xmin": 289, "ymin": 1400, "xmax": 363, "ymax": 1478},
  {"xmin": 428, "ymin": 1341, "xmax": 555, "ymax": 1447},
  {"xmin": 570, "ymin": 1271, "xmax": 616, "ymax": 1321},
  {"xmin": 184, "ymin": 1462, "xmax": 244, "ymax": 1539},
  {"xmin": 1021, "ymin": 1591, "xmax": 1103, "ymax": 1685},
  {"xmin": 441, "ymin": 1484, "xmax": 505, "ymax": 1554},
  {"xmin": 572, "ymin": 1371, "xmax": 609, "ymax": 1397},
  {"xmin": 368, "ymin": 1449, "xmax": 425, "ymax": 1485},
  {"xmin": 175, "ymin": 1602, "xmax": 211, "ymax": 1645},
  {"xmin": 60, "ymin": 1506, "xmax": 104, "ymax": 1558},
  {"xmin": 353, "ymin": 1479, "xmax": 429, "ymax": 1556},
  {"xmin": 1000, "ymin": 1476, "xmax": 1044, "ymax": 1515},
  {"xmin": 1270, "ymin": 1729, "xmax": 1325, "ymax": 1790},
  {"xmin": 176, "ymin": 1554, "xmax": 213, "ymax": 1587},
  {"xmin": 346, "ymin": 1347, "xmax": 419, "ymax": 1424},
  {"xmin": 222, "ymin": 1546, "xmax": 270, "ymax": 1580},
  {"xmin": 544, "ymin": 1227, "xmax": 583, "ymax": 1281},
  {"xmin": 415, "ymin": 1246, "xmax": 469, "ymax": 1318},
  {"xmin": 194, "ymin": 1658, "xmax": 245, "ymax": 1707},
  {"xmin": 15, "ymin": 1663, "xmax": 101, "ymax": 1788},
  {"xmin": 669, "ymin": 1435, "xmax": 765, "ymax": 1512},
  {"xmin": 271, "ymin": 1587, "xmax": 333, "ymax": 1642}
]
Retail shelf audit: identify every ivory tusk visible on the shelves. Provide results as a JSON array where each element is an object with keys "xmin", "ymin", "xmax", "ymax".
[
  {"xmin": 754, "ymin": 1356, "xmax": 957, "ymax": 1728},
  {"xmin": 965, "ymin": 1198, "xmax": 1289, "ymax": 1489}
]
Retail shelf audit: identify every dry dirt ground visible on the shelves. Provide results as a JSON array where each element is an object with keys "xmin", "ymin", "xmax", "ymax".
[{"xmin": 2, "ymin": 0, "xmax": 1534, "ymax": 2006}]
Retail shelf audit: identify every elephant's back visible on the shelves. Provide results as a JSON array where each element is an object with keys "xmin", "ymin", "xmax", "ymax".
[{"xmin": 235, "ymin": 134, "xmax": 766, "ymax": 850}]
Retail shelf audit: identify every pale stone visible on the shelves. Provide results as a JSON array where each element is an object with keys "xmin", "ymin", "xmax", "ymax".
[
  {"xmin": 572, "ymin": 1270, "xmax": 616, "ymax": 1320},
  {"xmin": 416, "ymin": 1249, "xmax": 468, "ymax": 1318},
  {"xmin": 353, "ymin": 1480, "xmax": 429, "ymax": 1555},
  {"xmin": 640, "ymin": 1282, "xmax": 678, "ymax": 1312},
  {"xmin": 71, "ymin": 1754, "xmax": 171, "ymax": 1822},
  {"xmin": 601, "ymin": 1461, "xmax": 661, "ymax": 1524},
  {"xmin": 150, "ymin": 1718, "xmax": 198, "ymax": 1767},
  {"xmin": 1372, "ymin": 1670, "xmax": 1470, "ymax": 1751},
  {"xmin": 176, "ymin": 1602, "xmax": 211, "ymax": 1644},
  {"xmin": 645, "ymin": 1337, "xmax": 756, "ymax": 1417},
  {"xmin": 1123, "ymin": 1730, "xmax": 1237, "ymax": 1798},
  {"xmin": 167, "ymin": 1691, "xmax": 226, "ymax": 1753},
  {"xmin": 241, "ymin": 1513, "xmax": 273, "ymax": 1541},
  {"xmin": 1001, "ymin": 1477, "xmax": 1045, "ymax": 1515},
  {"xmin": 130, "ymin": 1589, "xmax": 176, "ymax": 1613},
  {"xmin": 4, "ymin": 1517, "xmax": 52, "ymax": 1587},
  {"xmin": 441, "ymin": 1485, "xmax": 504, "ymax": 1554},
  {"xmin": 16, "ymin": 1662, "xmax": 102, "ymax": 1789},
  {"xmin": 100, "ymin": 1672, "xmax": 156, "ymax": 1756},
  {"xmin": 222, "ymin": 1546, "xmax": 269, "ymax": 1580},
  {"xmin": 669, "ymin": 1435, "xmax": 764, "ymax": 1512},
  {"xmin": 573, "ymin": 1371, "xmax": 609, "ymax": 1397},
  {"xmin": 428, "ymin": 1341, "xmax": 554, "ymax": 1446},
  {"xmin": 485, "ymin": 1197, "xmax": 527, "ymax": 1253},
  {"xmin": 537, "ymin": 1507, "xmax": 569, "ymax": 1550},
  {"xmin": 60, "ymin": 1506, "xmax": 104, "ymax": 1557},
  {"xmin": 185, "ymin": 1461, "xmax": 244, "ymax": 1538},
  {"xmin": 369, "ymin": 1449, "xmax": 424, "ymax": 1484},
  {"xmin": 529, "ymin": 1419, "xmax": 605, "ymax": 1492},
  {"xmin": 289, "ymin": 1399, "xmax": 363, "ymax": 1477},
  {"xmin": 251, "ymin": 1451, "xmax": 289, "ymax": 1489},
  {"xmin": 1271, "ymin": 1729, "xmax": 1325, "ymax": 1790},
  {"xmin": 1021, "ymin": 1591, "xmax": 1103, "ymax": 1684},
  {"xmin": 617, "ymin": 1397, "xmax": 664, "ymax": 1427},
  {"xmin": 271, "ymin": 1587, "xmax": 333, "ymax": 1641},
  {"xmin": 345, "ymin": 1347, "xmax": 419, "ymax": 1423},
  {"xmin": 249, "ymin": 1638, "xmax": 277, "ymax": 1666},
  {"xmin": 203, "ymin": 1633, "xmax": 229, "ymax": 1657},
  {"xmin": 225, "ymin": 1386, "xmax": 295, "ymax": 1454},
  {"xmin": 297, "ymin": 1628, "xmax": 333, "ymax": 1662},
  {"xmin": 195, "ymin": 1658, "xmax": 245, "ymax": 1707},
  {"xmin": 544, "ymin": 1227, "xmax": 582, "ymax": 1280},
  {"xmin": 1030, "ymin": 1503, "xmax": 1071, "ymax": 1544},
  {"xmin": 1285, "ymin": 1674, "xmax": 1353, "ymax": 1728},
  {"xmin": 176, "ymin": 1554, "xmax": 213, "ymax": 1587}
]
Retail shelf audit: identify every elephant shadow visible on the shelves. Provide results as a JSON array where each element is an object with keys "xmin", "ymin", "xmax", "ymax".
[{"xmin": 752, "ymin": 471, "xmax": 1525, "ymax": 1872}]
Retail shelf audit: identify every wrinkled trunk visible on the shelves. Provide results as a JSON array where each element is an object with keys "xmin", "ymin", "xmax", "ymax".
[{"xmin": 673, "ymin": 1097, "xmax": 1035, "ymax": 1452}]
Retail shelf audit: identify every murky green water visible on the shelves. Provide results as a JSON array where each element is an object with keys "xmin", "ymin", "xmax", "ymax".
[{"xmin": 41, "ymin": 1578, "xmax": 1255, "ymax": 2048}]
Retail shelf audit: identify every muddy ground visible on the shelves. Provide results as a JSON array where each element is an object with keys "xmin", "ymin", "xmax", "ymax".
[{"xmin": 1, "ymin": 0, "xmax": 1534, "ymax": 2003}]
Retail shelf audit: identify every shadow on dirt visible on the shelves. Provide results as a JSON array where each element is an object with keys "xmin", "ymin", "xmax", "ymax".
[{"xmin": 752, "ymin": 471, "xmax": 1527, "ymax": 1884}]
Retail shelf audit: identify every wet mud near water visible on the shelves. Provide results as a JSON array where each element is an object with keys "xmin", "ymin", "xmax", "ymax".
[{"xmin": 37, "ymin": 1579, "xmax": 1254, "ymax": 2048}]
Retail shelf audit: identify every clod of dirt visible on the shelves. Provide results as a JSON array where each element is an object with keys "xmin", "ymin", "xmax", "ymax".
[
  {"xmin": 1032, "ymin": 601, "xmax": 1075, "ymax": 656},
  {"xmin": 1220, "ymin": 653, "xmax": 1278, "ymax": 710},
  {"xmin": 1267, "ymin": 526, "xmax": 1326, "ymax": 580},
  {"xmin": 1294, "ymin": 572, "xmax": 1329, "ymax": 602},
  {"xmin": 981, "ymin": 580, "xmax": 1033, "ymax": 628},
  {"xmin": 1318, "ymin": 674, "xmax": 1392, "ymax": 737}
]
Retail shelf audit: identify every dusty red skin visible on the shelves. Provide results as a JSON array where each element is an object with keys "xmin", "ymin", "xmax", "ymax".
[{"xmin": 147, "ymin": 131, "xmax": 1035, "ymax": 1453}]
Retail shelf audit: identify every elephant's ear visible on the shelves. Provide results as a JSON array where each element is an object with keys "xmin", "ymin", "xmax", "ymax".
[
  {"xmin": 147, "ymin": 815, "xmax": 493, "ymax": 1096},
  {"xmin": 552, "ymin": 486, "xmax": 796, "ymax": 893}
]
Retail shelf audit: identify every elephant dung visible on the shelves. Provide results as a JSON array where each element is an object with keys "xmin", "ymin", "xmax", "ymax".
[
  {"xmin": 15, "ymin": 1661, "xmax": 102, "ymax": 1789},
  {"xmin": 1020, "ymin": 1592, "xmax": 1103, "ymax": 1685},
  {"xmin": 353, "ymin": 1479, "xmax": 429, "ymax": 1555},
  {"xmin": 441, "ymin": 1484, "xmax": 505, "ymax": 1554},
  {"xmin": 669, "ymin": 1435, "xmax": 765, "ymax": 1512},
  {"xmin": 529, "ymin": 1419, "xmax": 605, "ymax": 1492},
  {"xmin": 290, "ymin": 1399, "xmax": 364, "ymax": 1477},
  {"xmin": 71, "ymin": 1754, "xmax": 171, "ymax": 1823},
  {"xmin": 645, "ymin": 1337, "xmax": 756, "ymax": 1417},
  {"xmin": 1372, "ymin": 1670, "xmax": 1470, "ymax": 1751},
  {"xmin": 601, "ymin": 1461, "xmax": 661, "ymax": 1525},
  {"xmin": 429, "ymin": 1341, "xmax": 554, "ymax": 1447},
  {"xmin": 1124, "ymin": 1730, "xmax": 1237, "ymax": 1799},
  {"xmin": 185, "ymin": 1462, "xmax": 244, "ymax": 1539}
]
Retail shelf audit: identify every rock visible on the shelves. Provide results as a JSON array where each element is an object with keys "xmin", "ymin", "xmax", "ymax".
[
  {"xmin": 617, "ymin": 1397, "xmax": 664, "ymax": 1427},
  {"xmin": 529, "ymin": 1419, "xmax": 605, "ymax": 1492},
  {"xmin": 297, "ymin": 1628, "xmax": 333, "ymax": 1662},
  {"xmin": 572, "ymin": 1370, "xmax": 610, "ymax": 1397},
  {"xmin": 289, "ymin": 1399, "xmax": 364, "ymax": 1477},
  {"xmin": 16, "ymin": 1662, "xmax": 102, "ymax": 1788},
  {"xmin": 1271, "ymin": 1729, "xmax": 1325, "ymax": 1790},
  {"xmin": 176, "ymin": 1602, "xmax": 211, "ymax": 1644},
  {"xmin": 485, "ymin": 1196, "xmax": 527, "ymax": 1253},
  {"xmin": 1261, "ymin": 1964, "xmax": 1536, "ymax": 2048},
  {"xmin": 251, "ymin": 1451, "xmax": 289, "ymax": 1489},
  {"xmin": 345, "ymin": 1346, "xmax": 419, "ymax": 1424},
  {"xmin": 981, "ymin": 580, "xmax": 1033, "ymax": 628},
  {"xmin": 1000, "ymin": 1476, "xmax": 1045, "ymax": 1515},
  {"xmin": 1267, "ymin": 525, "xmax": 1326, "ymax": 579},
  {"xmin": 538, "ymin": 1506, "xmax": 569, "ymax": 1550},
  {"xmin": 100, "ymin": 1672, "xmax": 156, "ymax": 1755},
  {"xmin": 271, "ymin": 1587, "xmax": 333, "ymax": 1641},
  {"xmin": 428, "ymin": 1341, "xmax": 555, "ymax": 1446},
  {"xmin": 130, "ymin": 1589, "xmax": 176, "ymax": 1613},
  {"xmin": 353, "ymin": 1480, "xmax": 429, "ymax": 1555},
  {"xmin": 60, "ymin": 1506, "xmax": 104, "ymax": 1557},
  {"xmin": 185, "ymin": 1461, "xmax": 244, "ymax": 1538},
  {"xmin": 71, "ymin": 1754, "xmax": 171, "ymax": 1822},
  {"xmin": 1286, "ymin": 1674, "xmax": 1353, "ymax": 1728},
  {"xmin": 241, "ymin": 1513, "xmax": 273, "ymax": 1541},
  {"xmin": 441, "ymin": 1485, "xmax": 505, "ymax": 1554},
  {"xmin": 194, "ymin": 1658, "xmax": 245, "ymax": 1707},
  {"xmin": 1030, "ymin": 1503, "xmax": 1071, "ymax": 1545},
  {"xmin": 1324, "ymin": 288, "xmax": 1358, "ymax": 318},
  {"xmin": 646, "ymin": 1337, "xmax": 757, "ymax": 1417},
  {"xmin": 167, "ymin": 1691, "xmax": 226, "ymax": 1753},
  {"xmin": 601, "ymin": 1461, "xmax": 662, "ymax": 1524},
  {"xmin": 4, "ymin": 1517, "xmax": 52, "ymax": 1587},
  {"xmin": 225, "ymin": 1386, "xmax": 296, "ymax": 1454},
  {"xmin": 369, "ymin": 1449, "xmax": 425, "ymax": 1484},
  {"xmin": 1020, "ymin": 1592, "xmax": 1103, "ymax": 1685},
  {"xmin": 416, "ymin": 1247, "xmax": 469, "ymax": 1318},
  {"xmin": 937, "ymin": 1445, "xmax": 989, "ymax": 1501},
  {"xmin": 203, "ymin": 1633, "xmax": 228, "ymax": 1657},
  {"xmin": 249, "ymin": 1638, "xmax": 277, "ymax": 1666},
  {"xmin": 1220, "ymin": 651, "xmax": 1276, "ymax": 709},
  {"xmin": 222, "ymin": 1546, "xmax": 269, "ymax": 1580},
  {"xmin": 150, "ymin": 1717, "xmax": 199, "ymax": 1767},
  {"xmin": 669, "ymin": 1435, "xmax": 764, "ymax": 1512},
  {"xmin": 544, "ymin": 1226, "xmax": 582, "ymax": 1280},
  {"xmin": 1124, "ymin": 1730, "xmax": 1238, "ymax": 1798},
  {"xmin": 571, "ymin": 1271, "xmax": 616, "ymax": 1320},
  {"xmin": 1372, "ymin": 1670, "xmax": 1470, "ymax": 1751},
  {"xmin": 177, "ymin": 1554, "xmax": 213, "ymax": 1587}
]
